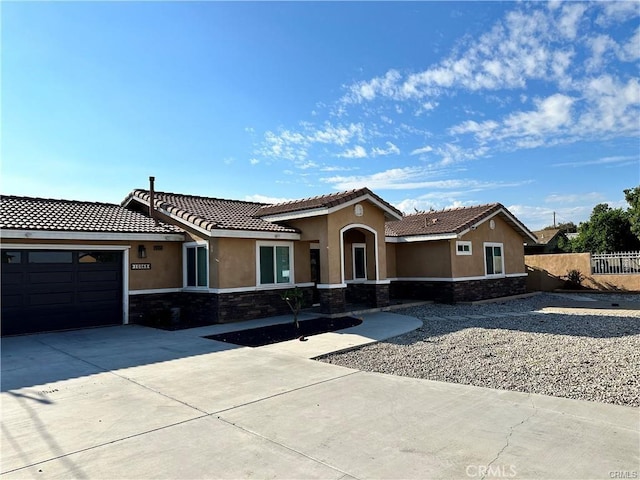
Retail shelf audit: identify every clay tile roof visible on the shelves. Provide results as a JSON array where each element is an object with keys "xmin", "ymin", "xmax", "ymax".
[
  {"xmin": 385, "ymin": 203, "xmax": 504, "ymax": 237},
  {"xmin": 126, "ymin": 190, "xmax": 298, "ymax": 233},
  {"xmin": 255, "ymin": 187, "xmax": 403, "ymax": 219},
  {"xmin": 0, "ymin": 195, "xmax": 183, "ymax": 234}
]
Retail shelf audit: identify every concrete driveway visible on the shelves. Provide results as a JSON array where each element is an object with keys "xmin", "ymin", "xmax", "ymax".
[{"xmin": 1, "ymin": 312, "xmax": 638, "ymax": 479}]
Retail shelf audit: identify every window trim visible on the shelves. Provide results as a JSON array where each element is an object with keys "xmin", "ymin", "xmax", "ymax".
[
  {"xmin": 352, "ymin": 243, "xmax": 367, "ymax": 280},
  {"xmin": 183, "ymin": 241, "xmax": 209, "ymax": 289},
  {"xmin": 256, "ymin": 241, "xmax": 295, "ymax": 287},
  {"xmin": 456, "ymin": 241, "xmax": 472, "ymax": 256},
  {"xmin": 483, "ymin": 242, "xmax": 505, "ymax": 277}
]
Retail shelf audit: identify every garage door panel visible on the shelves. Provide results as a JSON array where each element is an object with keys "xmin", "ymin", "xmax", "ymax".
[
  {"xmin": 1, "ymin": 294, "xmax": 24, "ymax": 308},
  {"xmin": 78, "ymin": 270, "xmax": 119, "ymax": 283},
  {"xmin": 1, "ymin": 249, "xmax": 123, "ymax": 335},
  {"xmin": 78, "ymin": 290, "xmax": 119, "ymax": 303},
  {"xmin": 28, "ymin": 271, "xmax": 74, "ymax": 284},
  {"xmin": 28, "ymin": 292, "xmax": 75, "ymax": 306}
]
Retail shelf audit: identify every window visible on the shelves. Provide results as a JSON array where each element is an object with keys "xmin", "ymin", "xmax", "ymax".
[
  {"xmin": 352, "ymin": 243, "xmax": 366, "ymax": 280},
  {"xmin": 456, "ymin": 241, "xmax": 472, "ymax": 256},
  {"xmin": 258, "ymin": 242, "xmax": 293, "ymax": 285},
  {"xmin": 1, "ymin": 251, "xmax": 22, "ymax": 264},
  {"xmin": 28, "ymin": 251, "xmax": 73, "ymax": 263},
  {"xmin": 484, "ymin": 243, "xmax": 504, "ymax": 276},
  {"xmin": 185, "ymin": 244, "xmax": 208, "ymax": 287}
]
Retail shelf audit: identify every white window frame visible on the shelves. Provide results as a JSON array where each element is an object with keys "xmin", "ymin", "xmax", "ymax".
[
  {"xmin": 483, "ymin": 242, "xmax": 505, "ymax": 277},
  {"xmin": 352, "ymin": 243, "xmax": 367, "ymax": 280},
  {"xmin": 456, "ymin": 241, "xmax": 472, "ymax": 256},
  {"xmin": 183, "ymin": 241, "xmax": 209, "ymax": 289},
  {"xmin": 256, "ymin": 241, "xmax": 295, "ymax": 287}
]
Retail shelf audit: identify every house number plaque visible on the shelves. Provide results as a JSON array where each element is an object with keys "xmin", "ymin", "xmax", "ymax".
[{"xmin": 131, "ymin": 263, "xmax": 152, "ymax": 270}]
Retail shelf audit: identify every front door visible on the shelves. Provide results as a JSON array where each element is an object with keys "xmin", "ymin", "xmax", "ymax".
[{"xmin": 310, "ymin": 248, "xmax": 320, "ymax": 305}]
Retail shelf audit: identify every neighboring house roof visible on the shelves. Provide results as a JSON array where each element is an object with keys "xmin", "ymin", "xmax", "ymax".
[
  {"xmin": 123, "ymin": 190, "xmax": 299, "ymax": 235},
  {"xmin": 531, "ymin": 229, "xmax": 561, "ymax": 245},
  {"xmin": 385, "ymin": 203, "xmax": 537, "ymax": 242},
  {"xmin": 255, "ymin": 187, "xmax": 403, "ymax": 221}
]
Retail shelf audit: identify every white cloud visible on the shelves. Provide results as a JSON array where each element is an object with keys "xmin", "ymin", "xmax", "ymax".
[
  {"xmin": 596, "ymin": 1, "xmax": 639, "ymax": 26},
  {"xmin": 338, "ymin": 145, "xmax": 368, "ymax": 159},
  {"xmin": 322, "ymin": 166, "xmax": 529, "ymax": 191},
  {"xmin": 552, "ymin": 155, "xmax": 638, "ymax": 168},
  {"xmin": 371, "ymin": 141, "xmax": 400, "ymax": 157},
  {"xmin": 544, "ymin": 192, "xmax": 606, "ymax": 204},
  {"xmin": 502, "ymin": 93, "xmax": 574, "ymax": 137},
  {"xmin": 449, "ymin": 120, "xmax": 499, "ymax": 141},
  {"xmin": 410, "ymin": 145, "xmax": 433, "ymax": 156},
  {"xmin": 244, "ymin": 194, "xmax": 293, "ymax": 205}
]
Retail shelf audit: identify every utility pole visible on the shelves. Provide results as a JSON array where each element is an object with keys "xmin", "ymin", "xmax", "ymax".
[{"xmin": 553, "ymin": 212, "xmax": 556, "ymax": 228}]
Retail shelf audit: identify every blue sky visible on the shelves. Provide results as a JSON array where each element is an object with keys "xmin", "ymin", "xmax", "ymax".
[{"xmin": 2, "ymin": 1, "xmax": 639, "ymax": 230}]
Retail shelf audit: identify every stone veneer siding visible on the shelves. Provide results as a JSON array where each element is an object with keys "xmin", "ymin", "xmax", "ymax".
[
  {"xmin": 130, "ymin": 287, "xmax": 314, "ymax": 330},
  {"xmin": 319, "ymin": 288, "xmax": 346, "ymax": 314},
  {"xmin": 346, "ymin": 283, "xmax": 390, "ymax": 308},
  {"xmin": 390, "ymin": 276, "xmax": 526, "ymax": 304}
]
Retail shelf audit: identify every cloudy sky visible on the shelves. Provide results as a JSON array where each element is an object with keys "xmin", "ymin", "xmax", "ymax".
[{"xmin": 2, "ymin": 1, "xmax": 639, "ymax": 230}]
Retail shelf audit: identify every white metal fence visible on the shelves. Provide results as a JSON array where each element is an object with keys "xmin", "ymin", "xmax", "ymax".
[{"xmin": 591, "ymin": 251, "xmax": 640, "ymax": 275}]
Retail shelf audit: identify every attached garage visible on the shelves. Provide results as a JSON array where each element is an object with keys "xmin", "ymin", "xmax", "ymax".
[
  {"xmin": 0, "ymin": 195, "xmax": 186, "ymax": 336},
  {"xmin": 1, "ymin": 249, "xmax": 124, "ymax": 335}
]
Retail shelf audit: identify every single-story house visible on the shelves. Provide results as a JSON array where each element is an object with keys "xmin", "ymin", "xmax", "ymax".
[
  {"xmin": 524, "ymin": 228, "xmax": 569, "ymax": 254},
  {"xmin": 1, "ymin": 184, "xmax": 536, "ymax": 334}
]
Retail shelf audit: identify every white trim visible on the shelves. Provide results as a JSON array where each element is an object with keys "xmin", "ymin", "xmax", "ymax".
[
  {"xmin": 385, "ymin": 233, "xmax": 457, "ymax": 243},
  {"xmin": 122, "ymin": 248, "xmax": 129, "ymax": 324},
  {"xmin": 340, "ymin": 224, "xmax": 380, "ymax": 284},
  {"xmin": 456, "ymin": 240, "xmax": 473, "ymax": 256},
  {"xmin": 128, "ymin": 288, "xmax": 183, "ymax": 295},
  {"xmin": 208, "ymin": 282, "xmax": 315, "ymax": 294},
  {"xmin": 345, "ymin": 279, "xmax": 391, "ymax": 285},
  {"xmin": 484, "ymin": 242, "xmax": 505, "ymax": 277},
  {"xmin": 388, "ymin": 273, "xmax": 527, "ymax": 283},
  {"xmin": 316, "ymin": 283, "xmax": 347, "ymax": 289},
  {"xmin": 256, "ymin": 240, "xmax": 295, "ymax": 287},
  {"xmin": 183, "ymin": 241, "xmax": 209, "ymax": 289},
  {"xmin": 0, "ymin": 230, "xmax": 184, "ymax": 242},
  {"xmin": 352, "ymin": 243, "xmax": 367, "ymax": 280},
  {"xmin": 0, "ymin": 243, "xmax": 131, "ymax": 251},
  {"xmin": 0, "ymin": 243, "xmax": 130, "ymax": 325},
  {"xmin": 210, "ymin": 230, "xmax": 300, "ymax": 240},
  {"xmin": 260, "ymin": 193, "xmax": 403, "ymax": 222}
]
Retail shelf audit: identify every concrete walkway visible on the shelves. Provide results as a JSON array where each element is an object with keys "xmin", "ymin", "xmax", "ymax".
[{"xmin": 1, "ymin": 312, "xmax": 638, "ymax": 479}]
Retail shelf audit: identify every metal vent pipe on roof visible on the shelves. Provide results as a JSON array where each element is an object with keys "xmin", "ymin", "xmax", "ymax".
[{"xmin": 149, "ymin": 176, "xmax": 158, "ymax": 225}]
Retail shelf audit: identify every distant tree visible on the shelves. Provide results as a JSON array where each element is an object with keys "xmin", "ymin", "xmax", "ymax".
[
  {"xmin": 541, "ymin": 221, "xmax": 578, "ymax": 233},
  {"xmin": 572, "ymin": 203, "xmax": 640, "ymax": 253},
  {"xmin": 624, "ymin": 186, "xmax": 640, "ymax": 241}
]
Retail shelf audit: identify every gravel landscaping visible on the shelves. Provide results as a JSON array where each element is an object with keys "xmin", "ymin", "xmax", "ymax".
[{"xmin": 318, "ymin": 293, "xmax": 640, "ymax": 407}]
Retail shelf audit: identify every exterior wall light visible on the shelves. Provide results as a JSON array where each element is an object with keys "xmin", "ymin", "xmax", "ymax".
[{"xmin": 138, "ymin": 245, "xmax": 147, "ymax": 258}]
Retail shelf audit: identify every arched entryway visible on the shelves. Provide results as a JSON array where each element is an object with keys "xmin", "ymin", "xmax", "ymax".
[{"xmin": 340, "ymin": 224, "xmax": 388, "ymax": 308}]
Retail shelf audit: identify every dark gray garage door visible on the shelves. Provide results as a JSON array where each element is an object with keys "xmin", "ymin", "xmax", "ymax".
[{"xmin": 1, "ymin": 249, "xmax": 123, "ymax": 335}]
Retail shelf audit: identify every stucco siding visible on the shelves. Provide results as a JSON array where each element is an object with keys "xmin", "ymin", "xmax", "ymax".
[{"xmin": 394, "ymin": 240, "xmax": 452, "ymax": 278}]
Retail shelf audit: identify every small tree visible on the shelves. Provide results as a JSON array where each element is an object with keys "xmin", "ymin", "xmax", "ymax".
[
  {"xmin": 572, "ymin": 203, "xmax": 640, "ymax": 253},
  {"xmin": 280, "ymin": 287, "xmax": 304, "ymax": 333}
]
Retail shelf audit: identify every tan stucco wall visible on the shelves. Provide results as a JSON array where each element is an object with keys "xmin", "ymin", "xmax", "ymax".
[
  {"xmin": 525, "ymin": 253, "xmax": 640, "ymax": 292},
  {"xmin": 130, "ymin": 241, "xmax": 182, "ymax": 290},
  {"xmin": 386, "ymin": 243, "xmax": 397, "ymax": 278},
  {"xmin": 0, "ymin": 238, "xmax": 183, "ymax": 290},
  {"xmin": 327, "ymin": 201, "xmax": 388, "ymax": 283},
  {"xmin": 287, "ymin": 200, "xmax": 388, "ymax": 284},
  {"xmin": 452, "ymin": 214, "xmax": 526, "ymax": 277},
  {"xmin": 394, "ymin": 240, "xmax": 452, "ymax": 277},
  {"xmin": 214, "ymin": 237, "xmax": 255, "ymax": 288}
]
